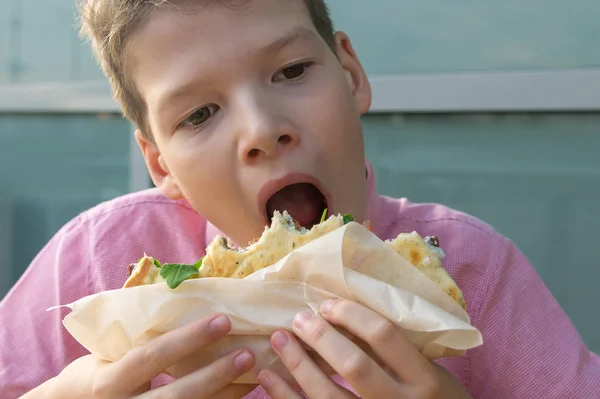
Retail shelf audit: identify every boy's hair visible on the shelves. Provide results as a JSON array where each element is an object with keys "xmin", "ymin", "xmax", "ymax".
[{"xmin": 78, "ymin": 0, "xmax": 336, "ymax": 139}]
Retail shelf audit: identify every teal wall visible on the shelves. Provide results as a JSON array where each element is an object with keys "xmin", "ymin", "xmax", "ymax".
[
  {"xmin": 0, "ymin": 114, "xmax": 131, "ymax": 296},
  {"xmin": 0, "ymin": 0, "xmax": 103, "ymax": 83},
  {"xmin": 329, "ymin": 0, "xmax": 600, "ymax": 74}
]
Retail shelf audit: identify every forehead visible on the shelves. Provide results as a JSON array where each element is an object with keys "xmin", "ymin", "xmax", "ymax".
[
  {"xmin": 129, "ymin": 0, "xmax": 320, "ymax": 67},
  {"xmin": 128, "ymin": 0, "xmax": 323, "ymax": 108},
  {"xmin": 135, "ymin": 0, "xmax": 318, "ymax": 52}
]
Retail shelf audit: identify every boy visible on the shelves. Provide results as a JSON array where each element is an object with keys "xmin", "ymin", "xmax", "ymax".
[{"xmin": 2, "ymin": 0, "xmax": 600, "ymax": 397}]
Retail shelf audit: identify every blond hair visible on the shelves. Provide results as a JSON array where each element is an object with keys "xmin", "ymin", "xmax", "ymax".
[{"xmin": 78, "ymin": 0, "xmax": 336, "ymax": 139}]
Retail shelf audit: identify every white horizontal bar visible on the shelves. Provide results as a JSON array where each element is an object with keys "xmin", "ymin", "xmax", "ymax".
[
  {"xmin": 1, "ymin": 69, "xmax": 599, "ymax": 113},
  {"xmin": 0, "ymin": 81, "xmax": 119, "ymax": 113},
  {"xmin": 369, "ymin": 69, "xmax": 600, "ymax": 113}
]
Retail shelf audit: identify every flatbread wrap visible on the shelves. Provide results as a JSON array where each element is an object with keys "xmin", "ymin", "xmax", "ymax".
[{"xmin": 124, "ymin": 211, "xmax": 466, "ymax": 310}]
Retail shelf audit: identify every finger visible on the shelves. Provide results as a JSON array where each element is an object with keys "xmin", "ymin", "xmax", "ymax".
[
  {"xmin": 291, "ymin": 311, "xmax": 400, "ymax": 398},
  {"xmin": 257, "ymin": 369, "xmax": 303, "ymax": 399},
  {"xmin": 205, "ymin": 384, "xmax": 258, "ymax": 399},
  {"xmin": 320, "ymin": 299, "xmax": 435, "ymax": 385},
  {"xmin": 270, "ymin": 330, "xmax": 355, "ymax": 399},
  {"xmin": 100, "ymin": 314, "xmax": 232, "ymax": 395},
  {"xmin": 138, "ymin": 349, "xmax": 255, "ymax": 399}
]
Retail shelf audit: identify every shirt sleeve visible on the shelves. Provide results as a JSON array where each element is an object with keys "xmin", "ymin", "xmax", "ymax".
[
  {"xmin": 0, "ymin": 219, "xmax": 92, "ymax": 398},
  {"xmin": 468, "ymin": 237, "xmax": 600, "ymax": 398}
]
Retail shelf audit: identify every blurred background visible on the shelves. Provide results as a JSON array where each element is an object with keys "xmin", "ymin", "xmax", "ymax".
[{"xmin": 0, "ymin": 0, "xmax": 599, "ymax": 352}]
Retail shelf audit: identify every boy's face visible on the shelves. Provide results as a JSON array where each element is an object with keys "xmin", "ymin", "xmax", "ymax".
[{"xmin": 132, "ymin": 0, "xmax": 372, "ymax": 246}]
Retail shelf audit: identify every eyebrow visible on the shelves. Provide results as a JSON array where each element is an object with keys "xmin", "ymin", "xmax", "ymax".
[
  {"xmin": 260, "ymin": 26, "xmax": 319, "ymax": 55},
  {"xmin": 155, "ymin": 27, "xmax": 319, "ymax": 115},
  {"xmin": 155, "ymin": 77, "xmax": 214, "ymax": 116}
]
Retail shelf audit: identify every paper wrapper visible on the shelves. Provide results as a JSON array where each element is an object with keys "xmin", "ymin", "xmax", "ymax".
[{"xmin": 54, "ymin": 223, "xmax": 483, "ymax": 384}]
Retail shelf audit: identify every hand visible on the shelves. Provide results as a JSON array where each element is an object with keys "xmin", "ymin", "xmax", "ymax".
[
  {"xmin": 25, "ymin": 314, "xmax": 256, "ymax": 399},
  {"xmin": 257, "ymin": 299, "xmax": 472, "ymax": 399}
]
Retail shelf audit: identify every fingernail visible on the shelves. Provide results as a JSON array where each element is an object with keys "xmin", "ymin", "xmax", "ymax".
[
  {"xmin": 209, "ymin": 315, "xmax": 230, "ymax": 334},
  {"xmin": 320, "ymin": 300, "xmax": 335, "ymax": 315},
  {"xmin": 293, "ymin": 311, "xmax": 313, "ymax": 329},
  {"xmin": 271, "ymin": 331, "xmax": 290, "ymax": 352},
  {"xmin": 257, "ymin": 370, "xmax": 273, "ymax": 389},
  {"xmin": 234, "ymin": 350, "xmax": 254, "ymax": 371}
]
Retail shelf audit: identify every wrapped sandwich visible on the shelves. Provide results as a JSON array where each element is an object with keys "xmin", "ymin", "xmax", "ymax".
[{"xmin": 58, "ymin": 210, "xmax": 482, "ymax": 384}]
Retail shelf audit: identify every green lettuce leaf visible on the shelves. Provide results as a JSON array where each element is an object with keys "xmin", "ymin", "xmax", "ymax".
[{"xmin": 159, "ymin": 258, "xmax": 203, "ymax": 289}]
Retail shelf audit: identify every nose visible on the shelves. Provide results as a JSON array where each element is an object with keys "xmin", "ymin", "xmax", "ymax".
[{"xmin": 236, "ymin": 93, "xmax": 299, "ymax": 164}]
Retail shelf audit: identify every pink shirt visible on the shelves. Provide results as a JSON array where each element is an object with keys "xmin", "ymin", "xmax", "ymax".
[{"xmin": 1, "ymin": 162, "xmax": 599, "ymax": 398}]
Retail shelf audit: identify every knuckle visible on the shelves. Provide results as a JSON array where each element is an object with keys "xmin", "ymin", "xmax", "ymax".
[
  {"xmin": 284, "ymin": 349, "xmax": 304, "ymax": 374},
  {"xmin": 368, "ymin": 319, "xmax": 397, "ymax": 343},
  {"xmin": 415, "ymin": 372, "xmax": 441, "ymax": 398},
  {"xmin": 314, "ymin": 390, "xmax": 341, "ymax": 399},
  {"xmin": 142, "ymin": 345, "xmax": 166, "ymax": 374},
  {"xmin": 90, "ymin": 375, "xmax": 112, "ymax": 399},
  {"xmin": 341, "ymin": 351, "xmax": 372, "ymax": 381},
  {"xmin": 213, "ymin": 354, "xmax": 242, "ymax": 384},
  {"xmin": 161, "ymin": 390, "xmax": 185, "ymax": 399},
  {"xmin": 306, "ymin": 318, "xmax": 328, "ymax": 342}
]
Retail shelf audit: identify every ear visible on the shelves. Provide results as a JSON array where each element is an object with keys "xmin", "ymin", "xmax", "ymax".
[
  {"xmin": 135, "ymin": 129, "xmax": 184, "ymax": 200},
  {"xmin": 334, "ymin": 31, "xmax": 372, "ymax": 115}
]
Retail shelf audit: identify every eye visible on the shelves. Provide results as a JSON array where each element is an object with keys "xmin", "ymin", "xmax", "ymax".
[
  {"xmin": 274, "ymin": 62, "xmax": 314, "ymax": 82},
  {"xmin": 181, "ymin": 104, "xmax": 219, "ymax": 128}
]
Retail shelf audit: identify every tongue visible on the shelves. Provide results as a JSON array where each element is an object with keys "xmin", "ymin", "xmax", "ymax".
[{"xmin": 266, "ymin": 183, "xmax": 325, "ymax": 228}]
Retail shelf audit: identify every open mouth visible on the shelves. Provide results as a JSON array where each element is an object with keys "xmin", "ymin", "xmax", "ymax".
[{"xmin": 265, "ymin": 183, "xmax": 328, "ymax": 229}]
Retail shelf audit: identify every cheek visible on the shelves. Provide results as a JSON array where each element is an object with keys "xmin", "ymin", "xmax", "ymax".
[
  {"xmin": 306, "ymin": 74, "xmax": 367, "ymax": 209},
  {"xmin": 308, "ymin": 79, "xmax": 364, "ymax": 157},
  {"xmin": 165, "ymin": 142, "xmax": 236, "ymax": 206}
]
